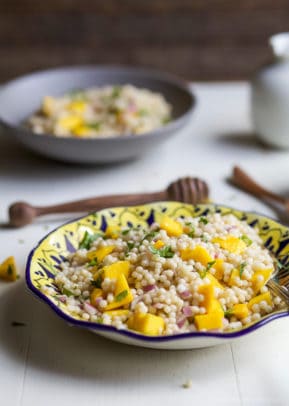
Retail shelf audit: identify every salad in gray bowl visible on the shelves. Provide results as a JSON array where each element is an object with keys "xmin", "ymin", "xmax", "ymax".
[{"xmin": 0, "ymin": 65, "xmax": 195, "ymax": 164}]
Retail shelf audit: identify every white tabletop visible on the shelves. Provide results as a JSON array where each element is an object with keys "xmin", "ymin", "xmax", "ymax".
[{"xmin": 0, "ymin": 82, "xmax": 288, "ymax": 406}]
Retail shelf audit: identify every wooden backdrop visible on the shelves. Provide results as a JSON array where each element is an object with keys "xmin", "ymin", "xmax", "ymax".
[{"xmin": 1, "ymin": 0, "xmax": 289, "ymax": 82}]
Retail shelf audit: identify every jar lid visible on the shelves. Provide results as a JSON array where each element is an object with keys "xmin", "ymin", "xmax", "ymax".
[{"xmin": 269, "ymin": 32, "xmax": 289, "ymax": 59}]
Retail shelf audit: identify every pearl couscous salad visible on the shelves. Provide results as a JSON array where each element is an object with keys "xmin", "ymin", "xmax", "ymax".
[
  {"xmin": 50, "ymin": 213, "xmax": 285, "ymax": 336},
  {"xmin": 26, "ymin": 85, "xmax": 171, "ymax": 138}
]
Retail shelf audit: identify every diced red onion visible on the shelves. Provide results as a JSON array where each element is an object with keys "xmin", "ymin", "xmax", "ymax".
[
  {"xmin": 180, "ymin": 290, "xmax": 192, "ymax": 299},
  {"xmin": 226, "ymin": 225, "xmax": 237, "ymax": 232},
  {"xmin": 177, "ymin": 317, "xmax": 187, "ymax": 328},
  {"xmin": 182, "ymin": 306, "xmax": 193, "ymax": 317},
  {"xmin": 143, "ymin": 284, "xmax": 156, "ymax": 293},
  {"xmin": 91, "ymin": 297, "xmax": 103, "ymax": 308},
  {"xmin": 83, "ymin": 302, "xmax": 97, "ymax": 315},
  {"xmin": 128, "ymin": 101, "xmax": 137, "ymax": 113},
  {"xmin": 214, "ymin": 253, "xmax": 219, "ymax": 259},
  {"xmin": 58, "ymin": 295, "xmax": 67, "ymax": 303}
]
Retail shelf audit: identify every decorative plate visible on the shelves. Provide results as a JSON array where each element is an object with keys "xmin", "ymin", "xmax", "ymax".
[{"xmin": 26, "ymin": 202, "xmax": 289, "ymax": 349}]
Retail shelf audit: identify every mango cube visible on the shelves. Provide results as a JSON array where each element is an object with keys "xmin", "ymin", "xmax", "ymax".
[
  {"xmin": 57, "ymin": 115, "xmax": 83, "ymax": 131},
  {"xmin": 0, "ymin": 256, "xmax": 18, "ymax": 282},
  {"xmin": 93, "ymin": 269, "xmax": 103, "ymax": 282},
  {"xmin": 159, "ymin": 216, "xmax": 183, "ymax": 237},
  {"xmin": 42, "ymin": 96, "xmax": 55, "ymax": 116},
  {"xmin": 232, "ymin": 304, "xmax": 249, "ymax": 319},
  {"xmin": 105, "ymin": 274, "xmax": 133, "ymax": 310},
  {"xmin": 229, "ymin": 269, "xmax": 240, "ymax": 287},
  {"xmin": 154, "ymin": 240, "xmax": 165, "ymax": 249},
  {"xmin": 212, "ymin": 236, "xmax": 246, "ymax": 254},
  {"xmin": 181, "ymin": 246, "xmax": 213, "ymax": 265},
  {"xmin": 195, "ymin": 311, "xmax": 223, "ymax": 331},
  {"xmin": 198, "ymin": 283, "xmax": 215, "ymax": 311},
  {"xmin": 206, "ymin": 273, "xmax": 224, "ymax": 290},
  {"xmin": 90, "ymin": 288, "xmax": 103, "ymax": 306},
  {"xmin": 103, "ymin": 261, "xmax": 130, "ymax": 280},
  {"xmin": 87, "ymin": 245, "xmax": 115, "ymax": 263},
  {"xmin": 248, "ymin": 291, "xmax": 272, "ymax": 310},
  {"xmin": 67, "ymin": 100, "xmax": 86, "ymax": 114},
  {"xmin": 252, "ymin": 268, "xmax": 273, "ymax": 292},
  {"xmin": 212, "ymin": 258, "xmax": 224, "ymax": 280},
  {"xmin": 128, "ymin": 312, "xmax": 165, "ymax": 335},
  {"xmin": 73, "ymin": 125, "xmax": 92, "ymax": 137},
  {"xmin": 209, "ymin": 299, "xmax": 224, "ymax": 315},
  {"xmin": 105, "ymin": 225, "xmax": 120, "ymax": 239}
]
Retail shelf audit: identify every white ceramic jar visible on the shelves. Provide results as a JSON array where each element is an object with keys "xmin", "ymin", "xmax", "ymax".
[{"xmin": 251, "ymin": 32, "xmax": 289, "ymax": 148}]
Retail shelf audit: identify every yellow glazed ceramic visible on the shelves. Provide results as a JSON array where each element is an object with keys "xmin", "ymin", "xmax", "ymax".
[{"xmin": 26, "ymin": 203, "xmax": 289, "ymax": 349}]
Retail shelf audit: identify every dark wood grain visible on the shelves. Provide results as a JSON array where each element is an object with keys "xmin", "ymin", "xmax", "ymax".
[{"xmin": 0, "ymin": 0, "xmax": 288, "ymax": 81}]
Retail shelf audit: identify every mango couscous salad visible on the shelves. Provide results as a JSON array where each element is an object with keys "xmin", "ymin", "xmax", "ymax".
[
  {"xmin": 26, "ymin": 85, "xmax": 171, "ymax": 138},
  {"xmin": 43, "ymin": 213, "xmax": 285, "ymax": 336}
]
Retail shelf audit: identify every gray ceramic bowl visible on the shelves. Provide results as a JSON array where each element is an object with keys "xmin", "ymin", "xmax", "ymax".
[{"xmin": 0, "ymin": 66, "xmax": 195, "ymax": 164}]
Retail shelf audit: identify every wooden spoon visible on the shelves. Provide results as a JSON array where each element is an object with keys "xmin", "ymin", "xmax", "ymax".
[
  {"xmin": 232, "ymin": 166, "xmax": 288, "ymax": 208},
  {"xmin": 8, "ymin": 177, "xmax": 209, "ymax": 228}
]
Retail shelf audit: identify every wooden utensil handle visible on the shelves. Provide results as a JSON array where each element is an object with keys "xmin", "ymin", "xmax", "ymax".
[
  {"xmin": 232, "ymin": 166, "xmax": 286, "ymax": 205},
  {"xmin": 34, "ymin": 191, "xmax": 166, "ymax": 216}
]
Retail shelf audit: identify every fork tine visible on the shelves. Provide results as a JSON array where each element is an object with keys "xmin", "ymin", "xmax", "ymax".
[{"xmin": 267, "ymin": 280, "xmax": 289, "ymax": 305}]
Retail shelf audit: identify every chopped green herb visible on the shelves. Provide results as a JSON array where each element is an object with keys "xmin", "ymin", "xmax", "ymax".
[
  {"xmin": 62, "ymin": 288, "xmax": 74, "ymax": 297},
  {"xmin": 149, "ymin": 245, "xmax": 174, "ymax": 258},
  {"xmin": 201, "ymin": 235, "xmax": 209, "ymax": 243},
  {"xmin": 240, "ymin": 235, "xmax": 253, "ymax": 246},
  {"xmin": 88, "ymin": 259, "xmax": 98, "ymax": 267},
  {"xmin": 188, "ymin": 230, "xmax": 195, "ymax": 238},
  {"xmin": 186, "ymin": 224, "xmax": 195, "ymax": 238},
  {"xmin": 79, "ymin": 231, "xmax": 103, "ymax": 250},
  {"xmin": 115, "ymin": 290, "xmax": 128, "ymax": 302},
  {"xmin": 111, "ymin": 86, "xmax": 121, "ymax": 98},
  {"xmin": 86, "ymin": 122, "xmax": 101, "ymax": 131},
  {"xmin": 224, "ymin": 309, "xmax": 233, "ymax": 317},
  {"xmin": 138, "ymin": 109, "xmax": 148, "ymax": 116},
  {"xmin": 127, "ymin": 242, "xmax": 135, "ymax": 250},
  {"xmin": 7, "ymin": 265, "xmax": 13, "ymax": 275},
  {"xmin": 91, "ymin": 276, "xmax": 102, "ymax": 288},
  {"xmin": 162, "ymin": 116, "xmax": 171, "ymax": 124},
  {"xmin": 125, "ymin": 242, "xmax": 135, "ymax": 257},
  {"xmin": 207, "ymin": 260, "xmax": 216, "ymax": 269},
  {"xmin": 200, "ymin": 260, "xmax": 216, "ymax": 278},
  {"xmin": 68, "ymin": 89, "xmax": 86, "ymax": 100},
  {"xmin": 239, "ymin": 262, "xmax": 247, "ymax": 278},
  {"xmin": 199, "ymin": 217, "xmax": 208, "ymax": 225},
  {"xmin": 121, "ymin": 229, "xmax": 131, "ymax": 235},
  {"xmin": 79, "ymin": 231, "xmax": 91, "ymax": 249},
  {"xmin": 142, "ymin": 230, "xmax": 159, "ymax": 242}
]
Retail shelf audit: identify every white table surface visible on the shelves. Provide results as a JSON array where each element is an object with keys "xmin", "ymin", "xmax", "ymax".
[{"xmin": 0, "ymin": 82, "xmax": 288, "ymax": 406}]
